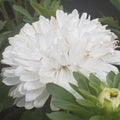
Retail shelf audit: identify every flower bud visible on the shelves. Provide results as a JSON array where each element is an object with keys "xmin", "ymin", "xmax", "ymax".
[{"xmin": 99, "ymin": 88, "xmax": 120, "ymax": 110}]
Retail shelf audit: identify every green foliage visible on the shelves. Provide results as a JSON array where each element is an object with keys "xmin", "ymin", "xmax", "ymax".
[
  {"xmin": 48, "ymin": 112, "xmax": 80, "ymax": 120},
  {"xmin": 0, "ymin": 78, "xmax": 13, "ymax": 111},
  {"xmin": 30, "ymin": 0, "xmax": 63, "ymax": 18},
  {"xmin": 47, "ymin": 72, "xmax": 120, "ymax": 120},
  {"xmin": 13, "ymin": 5, "xmax": 34, "ymax": 23},
  {"xmin": 100, "ymin": 0, "xmax": 120, "ymax": 41},
  {"xmin": 110, "ymin": 0, "xmax": 120, "ymax": 11}
]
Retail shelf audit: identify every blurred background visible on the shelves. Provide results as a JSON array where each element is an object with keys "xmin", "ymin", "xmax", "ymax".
[{"xmin": 62, "ymin": 0, "xmax": 120, "ymax": 19}]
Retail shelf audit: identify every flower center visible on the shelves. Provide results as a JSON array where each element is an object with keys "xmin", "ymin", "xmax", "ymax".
[{"xmin": 110, "ymin": 90, "xmax": 118, "ymax": 98}]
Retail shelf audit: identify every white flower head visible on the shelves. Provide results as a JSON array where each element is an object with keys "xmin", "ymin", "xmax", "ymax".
[{"xmin": 1, "ymin": 9, "xmax": 120, "ymax": 109}]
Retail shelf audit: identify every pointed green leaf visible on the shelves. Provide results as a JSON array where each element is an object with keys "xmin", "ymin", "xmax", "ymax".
[
  {"xmin": 89, "ymin": 82, "xmax": 101, "ymax": 96},
  {"xmin": 89, "ymin": 74, "xmax": 101, "ymax": 83},
  {"xmin": 69, "ymin": 83, "xmax": 80, "ymax": 94},
  {"xmin": 73, "ymin": 72, "xmax": 90, "ymax": 92}
]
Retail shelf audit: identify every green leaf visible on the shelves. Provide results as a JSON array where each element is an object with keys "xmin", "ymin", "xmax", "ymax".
[
  {"xmin": 48, "ymin": 112, "xmax": 80, "ymax": 120},
  {"xmin": 89, "ymin": 115, "xmax": 105, "ymax": 120},
  {"xmin": 47, "ymin": 83, "xmax": 76, "ymax": 102},
  {"xmin": 13, "ymin": 5, "xmax": 33, "ymax": 22},
  {"xmin": 89, "ymin": 74, "xmax": 103, "ymax": 95},
  {"xmin": 78, "ymin": 88, "xmax": 98, "ymax": 103},
  {"xmin": 76, "ymin": 99, "xmax": 96, "ymax": 107},
  {"xmin": 73, "ymin": 72, "xmax": 90, "ymax": 92},
  {"xmin": 52, "ymin": 99, "xmax": 90, "ymax": 116},
  {"xmin": 110, "ymin": 0, "xmax": 120, "ymax": 11},
  {"xmin": 69, "ymin": 83, "xmax": 79, "ymax": 93},
  {"xmin": 30, "ymin": 0, "xmax": 63, "ymax": 18},
  {"xmin": 0, "ymin": 20, "xmax": 6, "ymax": 31},
  {"xmin": 100, "ymin": 16, "xmax": 120, "ymax": 29},
  {"xmin": 106, "ymin": 71, "xmax": 116, "ymax": 88},
  {"xmin": 89, "ymin": 74, "xmax": 101, "ymax": 83},
  {"xmin": 113, "ymin": 73, "xmax": 120, "ymax": 88}
]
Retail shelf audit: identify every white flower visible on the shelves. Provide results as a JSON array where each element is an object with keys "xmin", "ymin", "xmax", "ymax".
[{"xmin": 1, "ymin": 9, "xmax": 120, "ymax": 109}]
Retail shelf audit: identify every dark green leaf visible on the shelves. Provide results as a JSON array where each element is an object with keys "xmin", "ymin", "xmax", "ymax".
[
  {"xmin": 52, "ymin": 99, "xmax": 90, "ymax": 116},
  {"xmin": 0, "ymin": 20, "xmax": 6, "ymax": 31},
  {"xmin": 30, "ymin": 0, "xmax": 63, "ymax": 18},
  {"xmin": 13, "ymin": 5, "xmax": 33, "ymax": 22},
  {"xmin": 100, "ymin": 16, "xmax": 120, "ymax": 29},
  {"xmin": 89, "ymin": 115, "xmax": 105, "ymax": 120},
  {"xmin": 48, "ymin": 112, "xmax": 80, "ymax": 120}
]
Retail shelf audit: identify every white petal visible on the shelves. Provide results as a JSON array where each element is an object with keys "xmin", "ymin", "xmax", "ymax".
[
  {"xmin": 3, "ymin": 77, "xmax": 20, "ymax": 86},
  {"xmin": 24, "ymin": 81, "xmax": 44, "ymax": 90},
  {"xmin": 25, "ymin": 101, "xmax": 33, "ymax": 109},
  {"xmin": 34, "ymin": 89, "xmax": 49, "ymax": 108},
  {"xmin": 25, "ymin": 87, "xmax": 45, "ymax": 101},
  {"xmin": 15, "ymin": 98, "xmax": 25, "ymax": 107},
  {"xmin": 20, "ymin": 73, "xmax": 39, "ymax": 82}
]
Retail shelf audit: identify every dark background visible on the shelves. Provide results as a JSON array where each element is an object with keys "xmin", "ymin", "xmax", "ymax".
[
  {"xmin": 0, "ymin": 0, "xmax": 119, "ymax": 20},
  {"xmin": 61, "ymin": 0, "xmax": 120, "ymax": 19}
]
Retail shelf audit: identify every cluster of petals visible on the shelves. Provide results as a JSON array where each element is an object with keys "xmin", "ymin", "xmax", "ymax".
[{"xmin": 1, "ymin": 9, "xmax": 120, "ymax": 109}]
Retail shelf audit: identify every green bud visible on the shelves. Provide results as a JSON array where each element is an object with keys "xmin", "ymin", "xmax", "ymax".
[{"xmin": 99, "ymin": 88, "xmax": 120, "ymax": 110}]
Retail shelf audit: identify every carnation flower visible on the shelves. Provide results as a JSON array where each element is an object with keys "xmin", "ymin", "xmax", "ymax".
[{"xmin": 1, "ymin": 9, "xmax": 120, "ymax": 109}]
